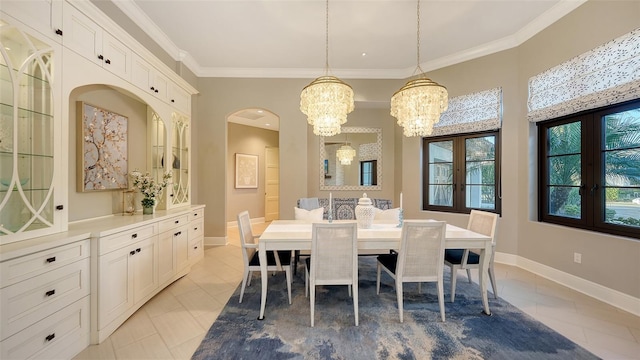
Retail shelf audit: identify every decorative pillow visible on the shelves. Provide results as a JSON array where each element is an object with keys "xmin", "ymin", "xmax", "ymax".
[
  {"xmin": 294, "ymin": 207, "xmax": 324, "ymax": 221},
  {"xmin": 374, "ymin": 207, "xmax": 400, "ymax": 220}
]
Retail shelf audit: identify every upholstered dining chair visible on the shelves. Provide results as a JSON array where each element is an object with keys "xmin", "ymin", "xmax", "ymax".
[
  {"xmin": 444, "ymin": 210, "xmax": 499, "ymax": 302},
  {"xmin": 376, "ymin": 220, "xmax": 447, "ymax": 323},
  {"xmin": 305, "ymin": 222, "xmax": 359, "ymax": 327},
  {"xmin": 237, "ymin": 210, "xmax": 292, "ymax": 304}
]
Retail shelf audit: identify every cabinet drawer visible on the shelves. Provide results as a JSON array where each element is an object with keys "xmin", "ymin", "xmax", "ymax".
[
  {"xmin": 0, "ymin": 240, "xmax": 89, "ymax": 287},
  {"xmin": 188, "ymin": 219, "xmax": 204, "ymax": 242},
  {"xmin": 188, "ymin": 236, "xmax": 203, "ymax": 261},
  {"xmin": 99, "ymin": 224, "xmax": 156, "ymax": 254},
  {"xmin": 0, "ymin": 258, "xmax": 90, "ymax": 341},
  {"xmin": 0, "ymin": 296, "xmax": 89, "ymax": 360},
  {"xmin": 189, "ymin": 209, "xmax": 203, "ymax": 222},
  {"xmin": 159, "ymin": 215, "xmax": 189, "ymax": 233}
]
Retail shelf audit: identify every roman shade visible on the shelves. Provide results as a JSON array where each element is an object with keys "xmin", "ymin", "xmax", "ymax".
[
  {"xmin": 428, "ymin": 87, "xmax": 502, "ymax": 137},
  {"xmin": 527, "ymin": 28, "xmax": 640, "ymax": 123}
]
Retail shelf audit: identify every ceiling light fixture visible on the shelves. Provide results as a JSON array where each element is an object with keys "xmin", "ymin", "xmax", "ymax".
[
  {"xmin": 390, "ymin": 0, "xmax": 448, "ymax": 137},
  {"xmin": 300, "ymin": 0, "xmax": 354, "ymax": 137}
]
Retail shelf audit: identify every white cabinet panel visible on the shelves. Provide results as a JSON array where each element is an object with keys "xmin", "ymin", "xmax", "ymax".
[
  {"xmin": 158, "ymin": 230, "xmax": 175, "ymax": 285},
  {"xmin": 98, "ymin": 246, "xmax": 133, "ymax": 328},
  {"xmin": 0, "ymin": 0, "xmax": 63, "ymax": 43},
  {"xmin": 63, "ymin": 3, "xmax": 131, "ymax": 80},
  {"xmin": 169, "ymin": 84, "xmax": 191, "ymax": 114},
  {"xmin": 132, "ymin": 237, "xmax": 158, "ymax": 303}
]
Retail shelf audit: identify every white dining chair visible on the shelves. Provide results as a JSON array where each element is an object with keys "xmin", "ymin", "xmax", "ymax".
[
  {"xmin": 305, "ymin": 222, "xmax": 358, "ymax": 327},
  {"xmin": 444, "ymin": 210, "xmax": 499, "ymax": 302},
  {"xmin": 237, "ymin": 211, "xmax": 292, "ymax": 304},
  {"xmin": 376, "ymin": 220, "xmax": 447, "ymax": 323}
]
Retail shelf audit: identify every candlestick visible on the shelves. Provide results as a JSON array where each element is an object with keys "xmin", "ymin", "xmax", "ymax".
[
  {"xmin": 328, "ymin": 192, "xmax": 333, "ymax": 223},
  {"xmin": 400, "ymin": 192, "xmax": 403, "ymax": 210}
]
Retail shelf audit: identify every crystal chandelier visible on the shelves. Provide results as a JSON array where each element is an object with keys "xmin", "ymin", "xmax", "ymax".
[
  {"xmin": 300, "ymin": 0, "xmax": 354, "ymax": 137},
  {"xmin": 390, "ymin": 0, "xmax": 448, "ymax": 137},
  {"xmin": 336, "ymin": 142, "xmax": 356, "ymax": 165}
]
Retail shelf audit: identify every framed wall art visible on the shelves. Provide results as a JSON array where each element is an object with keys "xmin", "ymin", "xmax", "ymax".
[
  {"xmin": 77, "ymin": 102, "xmax": 128, "ymax": 191},
  {"xmin": 235, "ymin": 153, "xmax": 258, "ymax": 189}
]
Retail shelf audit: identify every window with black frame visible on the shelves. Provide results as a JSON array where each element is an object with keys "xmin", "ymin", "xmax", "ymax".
[
  {"xmin": 422, "ymin": 131, "xmax": 501, "ymax": 214},
  {"xmin": 360, "ymin": 160, "xmax": 377, "ymax": 186},
  {"xmin": 537, "ymin": 99, "xmax": 640, "ymax": 239}
]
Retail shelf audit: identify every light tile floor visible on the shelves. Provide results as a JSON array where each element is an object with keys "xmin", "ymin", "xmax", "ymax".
[{"xmin": 75, "ymin": 223, "xmax": 640, "ymax": 359}]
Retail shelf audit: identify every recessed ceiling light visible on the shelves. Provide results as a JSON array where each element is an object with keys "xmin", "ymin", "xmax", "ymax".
[
  {"xmin": 361, "ymin": 52, "xmax": 367, "ymax": 57},
  {"xmin": 265, "ymin": 123, "xmax": 271, "ymax": 126},
  {"xmin": 257, "ymin": 109, "xmax": 264, "ymax": 113}
]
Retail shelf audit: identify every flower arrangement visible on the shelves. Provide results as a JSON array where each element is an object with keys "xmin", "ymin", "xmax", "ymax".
[{"xmin": 130, "ymin": 170, "xmax": 172, "ymax": 210}]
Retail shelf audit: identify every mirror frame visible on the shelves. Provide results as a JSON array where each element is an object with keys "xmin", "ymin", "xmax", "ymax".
[{"xmin": 320, "ymin": 127, "xmax": 382, "ymax": 191}]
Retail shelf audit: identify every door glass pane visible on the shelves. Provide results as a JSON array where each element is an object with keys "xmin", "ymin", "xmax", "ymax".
[
  {"xmin": 602, "ymin": 108, "xmax": 640, "ymax": 228},
  {"xmin": 547, "ymin": 122, "xmax": 582, "ymax": 219},
  {"xmin": 428, "ymin": 141, "xmax": 453, "ymax": 207}
]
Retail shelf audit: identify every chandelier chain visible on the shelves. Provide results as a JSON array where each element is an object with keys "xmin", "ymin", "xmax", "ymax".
[
  {"xmin": 416, "ymin": 0, "xmax": 420, "ymax": 68},
  {"xmin": 325, "ymin": 0, "xmax": 329, "ymax": 74}
]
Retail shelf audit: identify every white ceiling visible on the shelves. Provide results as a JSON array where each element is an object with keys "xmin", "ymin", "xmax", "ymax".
[{"xmin": 116, "ymin": 0, "xmax": 587, "ymax": 79}]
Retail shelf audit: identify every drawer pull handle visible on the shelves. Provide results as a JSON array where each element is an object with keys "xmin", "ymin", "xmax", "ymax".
[
  {"xmin": 132, "ymin": 233, "xmax": 138, "ymax": 239},
  {"xmin": 45, "ymin": 289, "xmax": 56, "ymax": 297},
  {"xmin": 194, "ymin": 227, "xmax": 198, "ymax": 231},
  {"xmin": 136, "ymin": 248, "xmax": 141, "ymax": 253},
  {"xmin": 194, "ymin": 213, "xmax": 198, "ymax": 217},
  {"xmin": 105, "ymin": 59, "xmax": 111, "ymax": 64},
  {"xmin": 45, "ymin": 333, "xmax": 55, "ymax": 342},
  {"xmin": 194, "ymin": 246, "xmax": 198, "ymax": 250},
  {"xmin": 46, "ymin": 256, "xmax": 56, "ymax": 263},
  {"xmin": 175, "ymin": 220, "xmax": 179, "ymax": 224},
  {"xmin": 174, "ymin": 231, "xmax": 181, "ymax": 236},
  {"xmin": 130, "ymin": 250, "xmax": 136, "ymax": 256}
]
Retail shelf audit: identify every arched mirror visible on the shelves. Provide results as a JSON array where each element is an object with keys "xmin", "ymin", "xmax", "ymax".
[{"xmin": 320, "ymin": 127, "xmax": 382, "ymax": 191}]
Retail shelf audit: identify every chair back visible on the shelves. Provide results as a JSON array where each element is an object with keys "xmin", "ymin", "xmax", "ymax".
[
  {"xmin": 468, "ymin": 210, "xmax": 498, "ymax": 245},
  {"xmin": 310, "ymin": 222, "xmax": 358, "ymax": 284},
  {"xmin": 237, "ymin": 211, "xmax": 255, "ymax": 266},
  {"xmin": 397, "ymin": 220, "xmax": 446, "ymax": 282}
]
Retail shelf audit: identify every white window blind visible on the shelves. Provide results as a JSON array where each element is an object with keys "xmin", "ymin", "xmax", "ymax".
[
  {"xmin": 528, "ymin": 28, "xmax": 640, "ymax": 123},
  {"xmin": 428, "ymin": 87, "xmax": 502, "ymax": 137}
]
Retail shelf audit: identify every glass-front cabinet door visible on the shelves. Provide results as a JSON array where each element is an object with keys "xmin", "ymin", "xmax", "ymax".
[
  {"xmin": 148, "ymin": 108, "xmax": 168, "ymax": 209},
  {"xmin": 170, "ymin": 112, "xmax": 189, "ymax": 207},
  {"xmin": 0, "ymin": 19, "xmax": 62, "ymax": 243}
]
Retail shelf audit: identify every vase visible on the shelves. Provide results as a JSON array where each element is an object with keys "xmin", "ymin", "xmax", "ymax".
[
  {"xmin": 143, "ymin": 205, "xmax": 154, "ymax": 215},
  {"xmin": 355, "ymin": 193, "xmax": 375, "ymax": 229}
]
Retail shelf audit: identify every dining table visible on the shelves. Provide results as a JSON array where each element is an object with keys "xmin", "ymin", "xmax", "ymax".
[{"xmin": 257, "ymin": 219, "xmax": 493, "ymax": 320}]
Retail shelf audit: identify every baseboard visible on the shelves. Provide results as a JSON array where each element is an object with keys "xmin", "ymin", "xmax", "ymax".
[
  {"xmin": 205, "ymin": 236, "xmax": 227, "ymax": 247},
  {"xmin": 227, "ymin": 217, "xmax": 265, "ymax": 228},
  {"xmin": 495, "ymin": 252, "xmax": 640, "ymax": 317}
]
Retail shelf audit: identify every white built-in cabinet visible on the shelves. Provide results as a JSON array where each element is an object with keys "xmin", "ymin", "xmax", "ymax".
[
  {"xmin": 91, "ymin": 207, "xmax": 204, "ymax": 344},
  {"xmin": 1, "ymin": 1, "xmax": 201, "ymax": 358},
  {"xmin": 0, "ymin": 15, "xmax": 64, "ymax": 242}
]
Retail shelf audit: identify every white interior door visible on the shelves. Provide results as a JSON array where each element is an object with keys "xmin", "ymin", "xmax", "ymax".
[{"xmin": 265, "ymin": 147, "xmax": 279, "ymax": 221}]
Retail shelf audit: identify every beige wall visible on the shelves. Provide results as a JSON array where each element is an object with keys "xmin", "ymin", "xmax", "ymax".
[{"xmin": 227, "ymin": 123, "xmax": 278, "ymax": 222}]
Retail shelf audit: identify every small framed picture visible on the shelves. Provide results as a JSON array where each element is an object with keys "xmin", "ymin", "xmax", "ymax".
[{"xmin": 235, "ymin": 153, "xmax": 258, "ymax": 189}]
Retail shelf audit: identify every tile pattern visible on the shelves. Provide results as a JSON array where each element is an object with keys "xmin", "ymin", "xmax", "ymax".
[{"xmin": 75, "ymin": 222, "xmax": 640, "ymax": 359}]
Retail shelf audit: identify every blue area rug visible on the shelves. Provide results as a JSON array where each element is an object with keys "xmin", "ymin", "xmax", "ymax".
[{"xmin": 192, "ymin": 256, "xmax": 599, "ymax": 360}]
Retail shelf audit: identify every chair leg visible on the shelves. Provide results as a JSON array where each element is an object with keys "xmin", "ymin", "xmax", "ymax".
[
  {"xmin": 437, "ymin": 279, "xmax": 446, "ymax": 322},
  {"xmin": 348, "ymin": 284, "xmax": 352, "ymax": 297},
  {"xmin": 466, "ymin": 268, "xmax": 472, "ymax": 283},
  {"xmin": 285, "ymin": 267, "xmax": 292, "ymax": 305},
  {"xmin": 353, "ymin": 282, "xmax": 359, "ymax": 326},
  {"xmin": 305, "ymin": 268, "xmax": 309, "ymax": 297},
  {"xmin": 293, "ymin": 250, "xmax": 299, "ymax": 275},
  {"xmin": 310, "ymin": 283, "xmax": 316, "ymax": 327},
  {"xmin": 247, "ymin": 271, "xmax": 253, "ymax": 287},
  {"xmin": 450, "ymin": 267, "xmax": 457, "ymax": 302},
  {"xmin": 489, "ymin": 265, "xmax": 498, "ymax": 299},
  {"xmin": 396, "ymin": 280, "xmax": 404, "ymax": 323},
  {"xmin": 376, "ymin": 263, "xmax": 382, "ymax": 295},
  {"xmin": 239, "ymin": 269, "xmax": 249, "ymax": 303}
]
